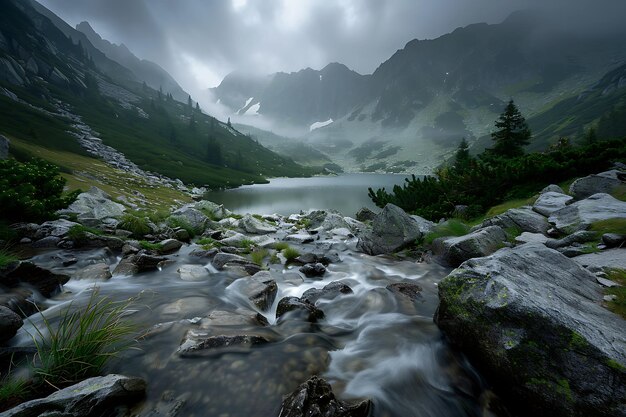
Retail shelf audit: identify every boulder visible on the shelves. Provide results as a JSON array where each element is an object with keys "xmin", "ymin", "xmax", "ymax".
[
  {"xmin": 34, "ymin": 219, "xmax": 80, "ymax": 240},
  {"xmin": 548, "ymin": 193, "xmax": 626, "ymax": 234},
  {"xmin": 199, "ymin": 309, "xmax": 269, "ymax": 328},
  {"xmin": 410, "ymin": 215, "xmax": 436, "ymax": 235},
  {"xmin": 434, "ymin": 226, "xmax": 507, "ymax": 267},
  {"xmin": 319, "ymin": 213, "xmax": 351, "ymax": 232},
  {"xmin": 72, "ymin": 263, "xmax": 112, "ymax": 281},
  {"xmin": 545, "ymin": 231, "xmax": 597, "ymax": 249},
  {"xmin": 177, "ymin": 331, "xmax": 268, "ymax": 358},
  {"xmin": 436, "ymin": 243, "xmax": 626, "ymax": 417},
  {"xmin": 239, "ymin": 214, "xmax": 277, "ymax": 234},
  {"xmin": 569, "ymin": 170, "xmax": 624, "ymax": 200},
  {"xmin": 159, "ymin": 238, "xmax": 183, "ymax": 254},
  {"xmin": 356, "ymin": 204, "xmax": 424, "ymax": 255},
  {"xmin": 299, "ymin": 263, "xmax": 327, "ymax": 278},
  {"xmin": 211, "ymin": 253, "xmax": 261, "ymax": 275},
  {"xmin": 514, "ymin": 232, "xmax": 549, "ymax": 245},
  {"xmin": 285, "ymin": 233, "xmax": 315, "ymax": 244},
  {"xmin": 0, "ymin": 374, "xmax": 146, "ymax": 417},
  {"xmin": 112, "ymin": 253, "xmax": 166, "ymax": 276},
  {"xmin": 278, "ymin": 376, "xmax": 372, "ymax": 417},
  {"xmin": 386, "ymin": 282, "xmax": 422, "ymax": 301},
  {"xmin": 302, "ymin": 282, "xmax": 353, "ymax": 304},
  {"xmin": 0, "ymin": 135, "xmax": 9, "ymax": 159},
  {"xmin": 355, "ymin": 207, "xmax": 376, "ymax": 222},
  {"xmin": 60, "ymin": 187, "xmax": 125, "ymax": 220},
  {"xmin": 193, "ymin": 200, "xmax": 232, "ymax": 220},
  {"xmin": 74, "ymin": 233, "xmax": 124, "ymax": 251},
  {"xmin": 0, "ymin": 262, "xmax": 69, "ymax": 297},
  {"xmin": 169, "ymin": 206, "xmax": 209, "ymax": 233},
  {"xmin": 572, "ymin": 249, "xmax": 626, "ymax": 271},
  {"xmin": 602, "ymin": 233, "xmax": 626, "ymax": 248},
  {"xmin": 478, "ymin": 207, "xmax": 549, "ymax": 235},
  {"xmin": 0, "ymin": 305, "xmax": 23, "ymax": 343},
  {"xmin": 541, "ymin": 184, "xmax": 565, "ymax": 194},
  {"xmin": 177, "ymin": 264, "xmax": 210, "ymax": 281},
  {"xmin": 228, "ymin": 272, "xmax": 278, "ymax": 311},
  {"xmin": 533, "ymin": 192, "xmax": 574, "ymax": 217},
  {"xmin": 276, "ymin": 297, "xmax": 325, "ymax": 323},
  {"xmin": 32, "ymin": 236, "xmax": 62, "ymax": 248}
]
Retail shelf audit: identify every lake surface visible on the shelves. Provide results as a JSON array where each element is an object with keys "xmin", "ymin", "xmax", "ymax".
[{"xmin": 207, "ymin": 174, "xmax": 410, "ymax": 216}]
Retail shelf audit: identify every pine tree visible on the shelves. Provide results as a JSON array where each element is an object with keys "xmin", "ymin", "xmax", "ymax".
[
  {"xmin": 195, "ymin": 102, "xmax": 200, "ymax": 112},
  {"xmin": 490, "ymin": 100, "xmax": 531, "ymax": 158},
  {"xmin": 227, "ymin": 117, "xmax": 232, "ymax": 128},
  {"xmin": 454, "ymin": 137, "xmax": 471, "ymax": 172}
]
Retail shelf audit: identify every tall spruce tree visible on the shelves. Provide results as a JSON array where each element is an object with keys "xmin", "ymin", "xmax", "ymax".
[
  {"xmin": 454, "ymin": 137, "xmax": 471, "ymax": 172},
  {"xmin": 490, "ymin": 100, "xmax": 531, "ymax": 158}
]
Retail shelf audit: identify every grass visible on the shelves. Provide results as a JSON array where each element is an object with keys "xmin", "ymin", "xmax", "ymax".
[
  {"xmin": 604, "ymin": 269, "xmax": 626, "ymax": 319},
  {"xmin": 138, "ymin": 240, "xmax": 164, "ymax": 251},
  {"xmin": 282, "ymin": 246, "xmax": 300, "ymax": 262},
  {"xmin": 273, "ymin": 242, "xmax": 290, "ymax": 251},
  {"xmin": 423, "ymin": 219, "xmax": 471, "ymax": 245},
  {"xmin": 167, "ymin": 216, "xmax": 198, "ymax": 238},
  {"xmin": 269, "ymin": 252, "xmax": 281, "ymax": 264},
  {"xmin": 485, "ymin": 196, "xmax": 537, "ymax": 218},
  {"xmin": 239, "ymin": 239, "xmax": 256, "ymax": 252},
  {"xmin": 0, "ymin": 221, "xmax": 18, "ymax": 243},
  {"xmin": 0, "ymin": 248, "xmax": 18, "ymax": 268},
  {"xmin": 196, "ymin": 237, "xmax": 222, "ymax": 250},
  {"xmin": 589, "ymin": 219, "xmax": 626, "ymax": 236},
  {"xmin": 118, "ymin": 214, "xmax": 151, "ymax": 237},
  {"xmin": 67, "ymin": 224, "xmax": 103, "ymax": 243},
  {"xmin": 0, "ymin": 377, "xmax": 30, "ymax": 410},
  {"xmin": 296, "ymin": 218, "xmax": 312, "ymax": 229},
  {"xmin": 250, "ymin": 249, "xmax": 268, "ymax": 266},
  {"xmin": 30, "ymin": 290, "xmax": 136, "ymax": 389},
  {"xmin": 611, "ymin": 184, "xmax": 626, "ymax": 202}
]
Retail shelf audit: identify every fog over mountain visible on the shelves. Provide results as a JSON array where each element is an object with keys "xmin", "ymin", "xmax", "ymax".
[{"xmin": 37, "ymin": 0, "xmax": 626, "ymax": 99}]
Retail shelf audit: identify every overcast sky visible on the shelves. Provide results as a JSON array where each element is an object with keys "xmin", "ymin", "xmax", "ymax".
[{"xmin": 37, "ymin": 0, "xmax": 625, "ymax": 98}]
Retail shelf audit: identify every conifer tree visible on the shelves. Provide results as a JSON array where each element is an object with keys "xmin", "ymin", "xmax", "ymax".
[
  {"xmin": 490, "ymin": 100, "xmax": 531, "ymax": 158},
  {"xmin": 454, "ymin": 137, "xmax": 471, "ymax": 172}
]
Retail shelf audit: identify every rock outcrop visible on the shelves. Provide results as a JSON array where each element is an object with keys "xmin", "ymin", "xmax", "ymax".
[
  {"xmin": 60, "ymin": 187, "xmax": 125, "ymax": 220},
  {"xmin": 548, "ymin": 193, "xmax": 626, "ymax": 234},
  {"xmin": 357, "ymin": 204, "xmax": 425, "ymax": 255},
  {"xmin": 569, "ymin": 170, "xmax": 624, "ymax": 200},
  {"xmin": 436, "ymin": 243, "xmax": 626, "ymax": 417},
  {"xmin": 434, "ymin": 225, "xmax": 507, "ymax": 267}
]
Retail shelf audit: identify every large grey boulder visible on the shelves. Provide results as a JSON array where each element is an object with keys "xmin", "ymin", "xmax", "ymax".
[
  {"xmin": 1, "ymin": 375, "xmax": 145, "ymax": 417},
  {"xmin": 169, "ymin": 206, "xmax": 209, "ymax": 234},
  {"xmin": 533, "ymin": 192, "xmax": 574, "ymax": 216},
  {"xmin": 0, "ymin": 134, "xmax": 9, "ymax": 159},
  {"xmin": 34, "ymin": 219, "xmax": 80, "ymax": 240},
  {"xmin": 478, "ymin": 207, "xmax": 549, "ymax": 234},
  {"xmin": 193, "ymin": 200, "xmax": 232, "ymax": 220},
  {"xmin": 541, "ymin": 184, "xmax": 565, "ymax": 194},
  {"xmin": 0, "ymin": 305, "xmax": 23, "ymax": 343},
  {"xmin": 434, "ymin": 226, "xmax": 507, "ymax": 267},
  {"xmin": 227, "ymin": 271, "xmax": 278, "ymax": 311},
  {"xmin": 548, "ymin": 193, "xmax": 626, "ymax": 234},
  {"xmin": 436, "ymin": 243, "xmax": 626, "ymax": 417},
  {"xmin": 572, "ymin": 249, "xmax": 626, "ymax": 271},
  {"xmin": 0, "ymin": 261, "xmax": 69, "ymax": 297},
  {"xmin": 278, "ymin": 376, "xmax": 372, "ymax": 417},
  {"xmin": 72, "ymin": 263, "xmax": 112, "ymax": 281},
  {"xmin": 356, "ymin": 204, "xmax": 424, "ymax": 255},
  {"xmin": 239, "ymin": 214, "xmax": 277, "ymax": 234},
  {"xmin": 60, "ymin": 187, "xmax": 125, "ymax": 220},
  {"xmin": 178, "ymin": 331, "xmax": 268, "ymax": 358},
  {"xmin": 569, "ymin": 170, "xmax": 624, "ymax": 200}
]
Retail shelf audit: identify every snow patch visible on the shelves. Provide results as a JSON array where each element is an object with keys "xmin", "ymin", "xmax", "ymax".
[
  {"xmin": 310, "ymin": 118, "xmax": 333, "ymax": 131},
  {"xmin": 319, "ymin": 75, "xmax": 323, "ymax": 81},
  {"xmin": 237, "ymin": 97, "xmax": 254, "ymax": 113},
  {"xmin": 245, "ymin": 102, "xmax": 260, "ymax": 115}
]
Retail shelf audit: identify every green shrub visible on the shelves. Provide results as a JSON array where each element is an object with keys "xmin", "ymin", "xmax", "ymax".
[
  {"xmin": 146, "ymin": 209, "xmax": 170, "ymax": 224},
  {"xmin": 250, "ymin": 249, "xmax": 268, "ymax": 266},
  {"xmin": 273, "ymin": 242, "xmax": 290, "ymax": 251},
  {"xmin": 239, "ymin": 239, "xmax": 255, "ymax": 252},
  {"xmin": 67, "ymin": 225, "xmax": 102, "ymax": 243},
  {"xmin": 282, "ymin": 246, "xmax": 300, "ymax": 262},
  {"xmin": 423, "ymin": 219, "xmax": 470, "ymax": 245},
  {"xmin": 0, "ymin": 158, "xmax": 79, "ymax": 223},
  {"xmin": 138, "ymin": 240, "xmax": 163, "ymax": 251},
  {"xmin": 0, "ymin": 248, "xmax": 18, "ymax": 269},
  {"xmin": 118, "ymin": 214, "xmax": 151, "ymax": 237},
  {"xmin": 589, "ymin": 219, "xmax": 626, "ymax": 236},
  {"xmin": 30, "ymin": 290, "xmax": 136, "ymax": 388}
]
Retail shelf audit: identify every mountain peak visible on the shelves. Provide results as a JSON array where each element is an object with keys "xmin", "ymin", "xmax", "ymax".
[{"xmin": 76, "ymin": 21, "xmax": 100, "ymax": 40}]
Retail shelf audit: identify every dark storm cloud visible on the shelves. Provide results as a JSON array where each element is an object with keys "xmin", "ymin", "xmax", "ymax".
[{"xmin": 37, "ymin": 0, "xmax": 626, "ymax": 97}]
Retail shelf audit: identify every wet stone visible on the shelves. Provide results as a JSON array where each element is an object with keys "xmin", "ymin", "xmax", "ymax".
[
  {"xmin": 386, "ymin": 282, "xmax": 423, "ymax": 301},
  {"xmin": 299, "ymin": 263, "xmax": 326, "ymax": 278},
  {"xmin": 177, "ymin": 331, "xmax": 269, "ymax": 358}
]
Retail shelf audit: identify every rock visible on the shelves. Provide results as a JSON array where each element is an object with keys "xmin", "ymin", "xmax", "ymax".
[
  {"xmin": 596, "ymin": 277, "xmax": 620, "ymax": 288},
  {"xmin": 545, "ymin": 231, "xmax": 598, "ymax": 249},
  {"xmin": 0, "ymin": 374, "xmax": 146, "ymax": 417},
  {"xmin": 386, "ymin": 282, "xmax": 422, "ymax": 301},
  {"xmin": 285, "ymin": 233, "xmax": 315, "ymax": 244},
  {"xmin": 319, "ymin": 213, "xmax": 351, "ymax": 232},
  {"xmin": 278, "ymin": 375, "xmax": 372, "ymax": 417},
  {"xmin": 0, "ymin": 305, "xmax": 23, "ymax": 343},
  {"xmin": 0, "ymin": 262, "xmax": 69, "ymax": 297},
  {"xmin": 189, "ymin": 248, "xmax": 218, "ymax": 258},
  {"xmin": 169, "ymin": 206, "xmax": 209, "ymax": 233},
  {"xmin": 34, "ymin": 219, "xmax": 80, "ymax": 240},
  {"xmin": 31, "ymin": 236, "xmax": 62, "ymax": 248},
  {"xmin": 159, "ymin": 238, "xmax": 183, "ymax": 254},
  {"xmin": 478, "ymin": 207, "xmax": 549, "ymax": 235},
  {"xmin": 569, "ymin": 170, "xmax": 624, "ymax": 200},
  {"xmin": 193, "ymin": 200, "xmax": 232, "ymax": 220},
  {"xmin": 228, "ymin": 272, "xmax": 278, "ymax": 311},
  {"xmin": 533, "ymin": 192, "xmax": 574, "ymax": 216},
  {"xmin": 356, "ymin": 204, "xmax": 424, "ymax": 255},
  {"xmin": 0, "ymin": 134, "xmax": 9, "ymax": 159},
  {"xmin": 200, "ymin": 309, "xmax": 269, "ymax": 328},
  {"xmin": 299, "ymin": 263, "xmax": 327, "ymax": 278},
  {"xmin": 178, "ymin": 331, "xmax": 269, "ymax": 357},
  {"xmin": 60, "ymin": 187, "xmax": 125, "ymax": 220},
  {"xmin": 276, "ymin": 297, "xmax": 325, "ymax": 323},
  {"xmin": 343, "ymin": 217, "xmax": 369, "ymax": 235},
  {"xmin": 541, "ymin": 184, "xmax": 565, "ymax": 194},
  {"xmin": 301, "ymin": 282, "xmax": 353, "ymax": 304},
  {"xmin": 177, "ymin": 264, "xmax": 210, "ymax": 281},
  {"xmin": 514, "ymin": 232, "xmax": 549, "ymax": 245},
  {"xmin": 122, "ymin": 243, "xmax": 140, "ymax": 256},
  {"xmin": 239, "ymin": 214, "xmax": 278, "ymax": 234},
  {"xmin": 436, "ymin": 243, "xmax": 626, "ymax": 417},
  {"xmin": 548, "ymin": 193, "xmax": 626, "ymax": 234},
  {"xmin": 602, "ymin": 233, "xmax": 626, "ymax": 248},
  {"xmin": 174, "ymin": 228, "xmax": 190, "ymax": 242},
  {"xmin": 355, "ymin": 207, "xmax": 376, "ymax": 222},
  {"xmin": 410, "ymin": 215, "xmax": 436, "ymax": 235},
  {"xmin": 112, "ymin": 253, "xmax": 166, "ymax": 276},
  {"xmin": 114, "ymin": 229, "xmax": 133, "ymax": 239},
  {"xmin": 211, "ymin": 253, "xmax": 260, "ymax": 275},
  {"xmin": 434, "ymin": 226, "xmax": 507, "ymax": 267},
  {"xmin": 329, "ymin": 227, "xmax": 353, "ymax": 238},
  {"xmin": 573, "ymin": 249, "xmax": 626, "ymax": 271},
  {"xmin": 75, "ymin": 233, "xmax": 124, "ymax": 250},
  {"xmin": 72, "ymin": 263, "xmax": 112, "ymax": 281}
]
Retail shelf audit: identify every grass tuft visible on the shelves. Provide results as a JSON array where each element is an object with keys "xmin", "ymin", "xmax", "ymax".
[
  {"xmin": 589, "ymin": 219, "xmax": 626, "ymax": 236},
  {"xmin": 604, "ymin": 269, "xmax": 626, "ymax": 319},
  {"xmin": 30, "ymin": 290, "xmax": 136, "ymax": 389},
  {"xmin": 273, "ymin": 242, "xmax": 290, "ymax": 251},
  {"xmin": 138, "ymin": 240, "xmax": 164, "ymax": 251},
  {"xmin": 118, "ymin": 214, "xmax": 151, "ymax": 237},
  {"xmin": 167, "ymin": 216, "xmax": 198, "ymax": 238},
  {"xmin": 250, "ymin": 249, "xmax": 268, "ymax": 266},
  {"xmin": 0, "ymin": 248, "xmax": 18, "ymax": 269},
  {"xmin": 423, "ymin": 219, "xmax": 470, "ymax": 245},
  {"xmin": 67, "ymin": 225, "xmax": 102, "ymax": 243},
  {"xmin": 282, "ymin": 246, "xmax": 300, "ymax": 262}
]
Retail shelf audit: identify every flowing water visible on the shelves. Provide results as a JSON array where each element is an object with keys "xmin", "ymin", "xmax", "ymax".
[
  {"xmin": 207, "ymin": 174, "xmax": 410, "ymax": 216},
  {"xmin": 9, "ymin": 176, "xmax": 502, "ymax": 417}
]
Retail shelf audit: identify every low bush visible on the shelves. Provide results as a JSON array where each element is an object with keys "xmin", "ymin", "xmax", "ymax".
[
  {"xmin": 282, "ymin": 246, "xmax": 300, "ymax": 262},
  {"xmin": 250, "ymin": 249, "xmax": 268, "ymax": 266},
  {"xmin": 118, "ymin": 214, "xmax": 151, "ymax": 237},
  {"xmin": 138, "ymin": 241, "xmax": 163, "ymax": 251},
  {"xmin": 0, "ymin": 248, "xmax": 18, "ymax": 268},
  {"xmin": 166, "ymin": 216, "xmax": 198, "ymax": 238},
  {"xmin": 423, "ymin": 219, "xmax": 471, "ymax": 245}
]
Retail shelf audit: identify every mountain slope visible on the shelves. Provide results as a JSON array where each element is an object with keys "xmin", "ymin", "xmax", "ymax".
[
  {"xmin": 0, "ymin": 0, "xmax": 312, "ymax": 189},
  {"xmin": 76, "ymin": 21, "xmax": 189, "ymax": 103}
]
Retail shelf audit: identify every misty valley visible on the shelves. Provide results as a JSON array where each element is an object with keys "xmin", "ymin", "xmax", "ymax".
[{"xmin": 0, "ymin": 1, "xmax": 625, "ymax": 417}]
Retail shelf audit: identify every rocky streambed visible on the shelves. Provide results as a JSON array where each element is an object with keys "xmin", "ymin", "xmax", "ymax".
[{"xmin": 1, "ymin": 168, "xmax": 625, "ymax": 417}]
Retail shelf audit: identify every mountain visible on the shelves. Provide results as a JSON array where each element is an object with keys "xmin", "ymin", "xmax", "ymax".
[
  {"xmin": 212, "ymin": 11, "xmax": 626, "ymax": 173},
  {"xmin": 0, "ymin": 0, "xmax": 312, "ymax": 190},
  {"xmin": 75, "ymin": 21, "xmax": 189, "ymax": 103}
]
